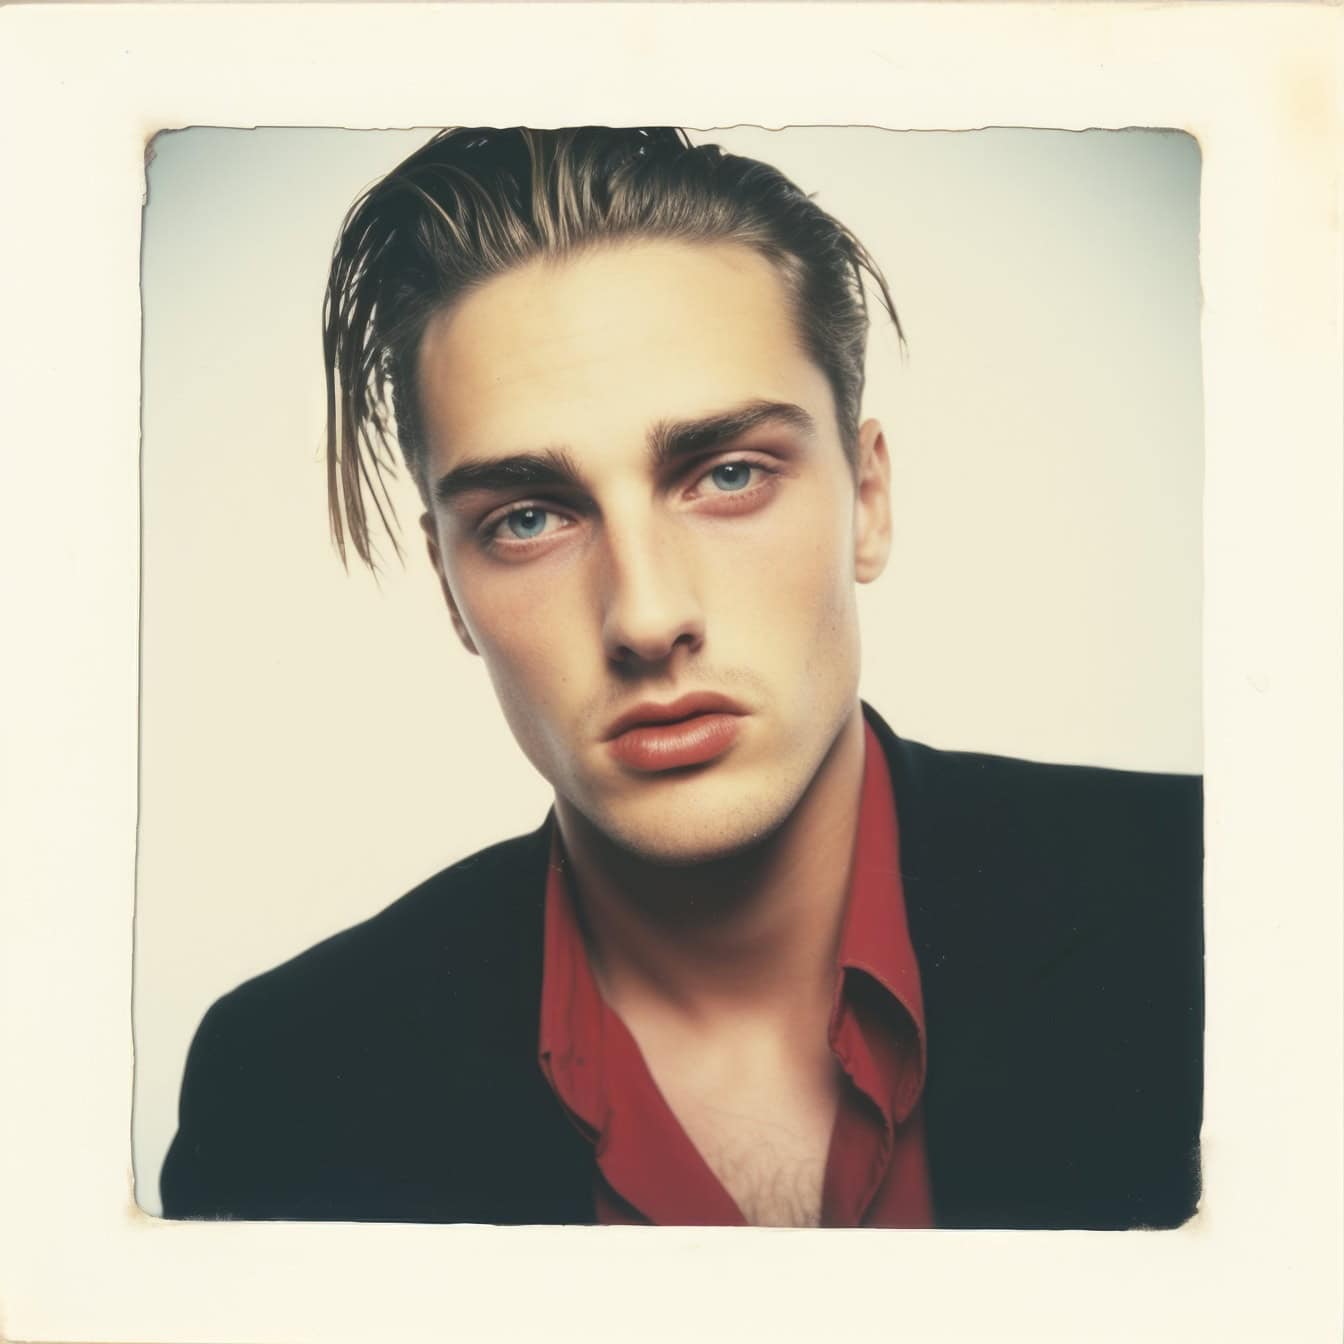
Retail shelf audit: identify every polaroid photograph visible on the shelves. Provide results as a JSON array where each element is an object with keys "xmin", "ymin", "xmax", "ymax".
[
  {"xmin": 2, "ymin": 6, "xmax": 1340, "ymax": 1343},
  {"xmin": 135, "ymin": 124, "xmax": 1203, "ymax": 1234}
]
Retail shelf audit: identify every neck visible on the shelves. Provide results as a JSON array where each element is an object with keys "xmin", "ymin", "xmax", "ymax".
[{"xmin": 555, "ymin": 703, "xmax": 868, "ymax": 1027}]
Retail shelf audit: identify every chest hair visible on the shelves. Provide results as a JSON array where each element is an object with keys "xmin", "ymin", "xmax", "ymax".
[{"xmin": 653, "ymin": 1059, "xmax": 842, "ymax": 1227}]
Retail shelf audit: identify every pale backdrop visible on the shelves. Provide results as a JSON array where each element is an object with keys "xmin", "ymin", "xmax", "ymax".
[{"xmin": 133, "ymin": 125, "xmax": 1202, "ymax": 1215}]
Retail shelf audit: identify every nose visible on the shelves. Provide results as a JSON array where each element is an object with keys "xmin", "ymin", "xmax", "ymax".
[{"xmin": 599, "ymin": 517, "xmax": 704, "ymax": 668}]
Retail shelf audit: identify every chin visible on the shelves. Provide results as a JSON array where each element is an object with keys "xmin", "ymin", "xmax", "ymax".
[{"xmin": 585, "ymin": 786, "xmax": 801, "ymax": 869}]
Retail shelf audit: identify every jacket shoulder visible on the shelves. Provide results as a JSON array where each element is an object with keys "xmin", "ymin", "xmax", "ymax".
[
  {"xmin": 887, "ymin": 729, "xmax": 1204, "ymax": 1007},
  {"xmin": 214, "ymin": 824, "xmax": 546, "ymax": 1014},
  {"xmin": 885, "ymin": 728, "xmax": 1203, "ymax": 903},
  {"xmin": 898, "ymin": 732, "xmax": 1202, "ymax": 822}
]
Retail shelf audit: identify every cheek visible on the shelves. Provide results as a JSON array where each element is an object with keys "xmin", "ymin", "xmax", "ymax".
[
  {"xmin": 724, "ymin": 481, "xmax": 856, "ymax": 641},
  {"xmin": 782, "ymin": 490, "xmax": 860, "ymax": 704},
  {"xmin": 448, "ymin": 556, "xmax": 595, "ymax": 744}
]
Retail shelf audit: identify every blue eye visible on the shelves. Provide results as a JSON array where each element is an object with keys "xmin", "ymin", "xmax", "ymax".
[
  {"xmin": 709, "ymin": 462, "xmax": 752, "ymax": 492},
  {"xmin": 505, "ymin": 507, "xmax": 550, "ymax": 539}
]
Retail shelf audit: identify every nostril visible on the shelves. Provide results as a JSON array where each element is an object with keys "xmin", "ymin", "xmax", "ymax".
[{"xmin": 608, "ymin": 622, "xmax": 703, "ymax": 668}]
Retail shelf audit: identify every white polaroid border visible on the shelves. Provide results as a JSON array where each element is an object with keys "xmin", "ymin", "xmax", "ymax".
[{"xmin": 1, "ymin": 3, "xmax": 1341, "ymax": 1342}]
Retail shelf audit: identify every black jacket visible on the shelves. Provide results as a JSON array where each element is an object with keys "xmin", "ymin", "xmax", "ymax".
[{"xmin": 161, "ymin": 708, "xmax": 1204, "ymax": 1228}]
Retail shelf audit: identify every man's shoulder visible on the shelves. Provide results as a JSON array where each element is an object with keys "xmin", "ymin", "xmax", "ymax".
[
  {"xmin": 870, "ymin": 711, "xmax": 1203, "ymax": 895},
  {"xmin": 201, "ymin": 822, "xmax": 550, "ymax": 1045},
  {"xmin": 161, "ymin": 820, "xmax": 575, "ymax": 1221},
  {"xmin": 892, "ymin": 727, "xmax": 1202, "ymax": 816},
  {"xmin": 896, "ymin": 730, "xmax": 1203, "ymax": 944}
]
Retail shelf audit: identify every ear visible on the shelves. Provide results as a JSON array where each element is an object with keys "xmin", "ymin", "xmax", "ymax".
[
  {"xmin": 853, "ymin": 418, "xmax": 893, "ymax": 584},
  {"xmin": 420, "ymin": 512, "xmax": 479, "ymax": 656}
]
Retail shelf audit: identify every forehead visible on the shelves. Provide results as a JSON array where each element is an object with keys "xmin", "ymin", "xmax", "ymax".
[{"xmin": 415, "ymin": 240, "xmax": 833, "ymax": 466}]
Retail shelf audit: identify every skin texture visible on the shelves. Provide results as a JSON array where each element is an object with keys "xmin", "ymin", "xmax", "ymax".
[{"xmin": 417, "ymin": 239, "xmax": 893, "ymax": 1225}]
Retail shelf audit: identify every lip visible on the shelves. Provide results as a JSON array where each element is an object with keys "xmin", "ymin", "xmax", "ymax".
[
  {"xmin": 604, "ymin": 693, "xmax": 747, "ymax": 773},
  {"xmin": 604, "ymin": 692, "xmax": 748, "ymax": 740}
]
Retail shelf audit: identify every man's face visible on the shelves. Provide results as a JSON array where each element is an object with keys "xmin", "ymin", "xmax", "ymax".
[{"xmin": 418, "ymin": 240, "xmax": 891, "ymax": 865}]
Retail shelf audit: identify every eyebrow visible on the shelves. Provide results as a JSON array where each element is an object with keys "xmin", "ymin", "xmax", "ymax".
[
  {"xmin": 648, "ymin": 399, "xmax": 817, "ymax": 469},
  {"xmin": 431, "ymin": 399, "xmax": 817, "ymax": 507},
  {"xmin": 432, "ymin": 448, "xmax": 584, "ymax": 506}
]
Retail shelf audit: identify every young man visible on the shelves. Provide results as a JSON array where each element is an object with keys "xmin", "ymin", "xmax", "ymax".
[{"xmin": 161, "ymin": 128, "xmax": 1203, "ymax": 1229}]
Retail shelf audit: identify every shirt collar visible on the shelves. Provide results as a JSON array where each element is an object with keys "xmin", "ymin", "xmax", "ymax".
[{"xmin": 827, "ymin": 716, "xmax": 928, "ymax": 1122}]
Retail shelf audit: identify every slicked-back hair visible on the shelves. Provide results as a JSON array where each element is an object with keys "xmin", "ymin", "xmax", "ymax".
[{"xmin": 323, "ymin": 127, "xmax": 903, "ymax": 570}]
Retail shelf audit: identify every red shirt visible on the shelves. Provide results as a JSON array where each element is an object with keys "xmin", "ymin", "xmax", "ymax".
[{"xmin": 537, "ymin": 720, "xmax": 933, "ymax": 1227}]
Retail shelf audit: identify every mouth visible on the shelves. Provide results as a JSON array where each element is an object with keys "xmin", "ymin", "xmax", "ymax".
[{"xmin": 604, "ymin": 693, "xmax": 747, "ymax": 773}]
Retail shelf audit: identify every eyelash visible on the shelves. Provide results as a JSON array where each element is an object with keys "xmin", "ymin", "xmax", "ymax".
[{"xmin": 478, "ymin": 456, "xmax": 780, "ymax": 553}]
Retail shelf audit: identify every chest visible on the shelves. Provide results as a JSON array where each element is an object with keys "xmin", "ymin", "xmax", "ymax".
[{"xmin": 636, "ymin": 1032, "xmax": 843, "ymax": 1228}]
